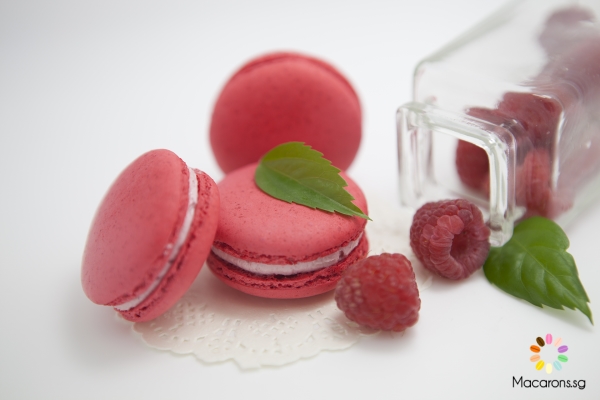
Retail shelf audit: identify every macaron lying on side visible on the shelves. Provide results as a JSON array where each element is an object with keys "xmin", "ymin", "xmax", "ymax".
[
  {"xmin": 207, "ymin": 163, "xmax": 369, "ymax": 299},
  {"xmin": 81, "ymin": 149, "xmax": 220, "ymax": 322}
]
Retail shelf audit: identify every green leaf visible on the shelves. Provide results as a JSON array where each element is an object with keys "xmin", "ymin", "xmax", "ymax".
[
  {"xmin": 254, "ymin": 142, "xmax": 370, "ymax": 220},
  {"xmin": 483, "ymin": 217, "xmax": 592, "ymax": 324}
]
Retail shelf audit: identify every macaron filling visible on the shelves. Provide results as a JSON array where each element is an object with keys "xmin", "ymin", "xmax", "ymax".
[
  {"xmin": 114, "ymin": 168, "xmax": 198, "ymax": 311},
  {"xmin": 210, "ymin": 233, "xmax": 363, "ymax": 276}
]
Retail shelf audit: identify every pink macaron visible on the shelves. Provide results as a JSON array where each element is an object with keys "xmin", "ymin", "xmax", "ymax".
[
  {"xmin": 210, "ymin": 52, "xmax": 362, "ymax": 174},
  {"xmin": 206, "ymin": 163, "xmax": 369, "ymax": 299},
  {"xmin": 81, "ymin": 149, "xmax": 220, "ymax": 322}
]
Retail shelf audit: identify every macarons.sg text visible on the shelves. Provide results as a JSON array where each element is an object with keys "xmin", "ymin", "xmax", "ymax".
[{"xmin": 513, "ymin": 376, "xmax": 586, "ymax": 390}]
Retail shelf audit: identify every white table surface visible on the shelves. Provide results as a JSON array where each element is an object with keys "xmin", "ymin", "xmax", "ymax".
[{"xmin": 1, "ymin": 0, "xmax": 598, "ymax": 399}]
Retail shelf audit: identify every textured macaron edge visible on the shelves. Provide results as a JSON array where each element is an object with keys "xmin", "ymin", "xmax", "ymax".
[
  {"xmin": 119, "ymin": 169, "xmax": 220, "ymax": 322},
  {"xmin": 211, "ymin": 229, "xmax": 365, "ymax": 265},
  {"xmin": 81, "ymin": 149, "xmax": 191, "ymax": 307},
  {"xmin": 207, "ymin": 235, "xmax": 368, "ymax": 299},
  {"xmin": 231, "ymin": 51, "xmax": 360, "ymax": 105}
]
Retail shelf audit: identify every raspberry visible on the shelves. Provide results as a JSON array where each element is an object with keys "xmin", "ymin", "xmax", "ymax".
[
  {"xmin": 334, "ymin": 253, "xmax": 420, "ymax": 332},
  {"xmin": 497, "ymin": 92, "xmax": 561, "ymax": 149},
  {"xmin": 456, "ymin": 107, "xmax": 531, "ymax": 192},
  {"xmin": 455, "ymin": 139, "xmax": 488, "ymax": 191},
  {"xmin": 540, "ymin": 37, "xmax": 600, "ymax": 106},
  {"xmin": 539, "ymin": 6, "xmax": 596, "ymax": 56},
  {"xmin": 516, "ymin": 148, "xmax": 552, "ymax": 218},
  {"xmin": 467, "ymin": 106, "xmax": 533, "ymax": 161},
  {"xmin": 410, "ymin": 199, "xmax": 490, "ymax": 280},
  {"xmin": 544, "ymin": 6, "xmax": 595, "ymax": 28}
]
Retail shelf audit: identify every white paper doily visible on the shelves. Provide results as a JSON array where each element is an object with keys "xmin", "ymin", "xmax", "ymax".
[{"xmin": 132, "ymin": 193, "xmax": 431, "ymax": 368}]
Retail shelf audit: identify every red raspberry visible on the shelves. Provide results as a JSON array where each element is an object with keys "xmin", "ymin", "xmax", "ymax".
[
  {"xmin": 467, "ymin": 107, "xmax": 532, "ymax": 161},
  {"xmin": 539, "ymin": 36, "xmax": 600, "ymax": 106},
  {"xmin": 455, "ymin": 139, "xmax": 488, "ymax": 191},
  {"xmin": 456, "ymin": 107, "xmax": 531, "ymax": 192},
  {"xmin": 539, "ymin": 6, "xmax": 596, "ymax": 56},
  {"xmin": 516, "ymin": 148, "xmax": 553, "ymax": 218},
  {"xmin": 497, "ymin": 92, "xmax": 561, "ymax": 149},
  {"xmin": 410, "ymin": 199, "xmax": 490, "ymax": 280},
  {"xmin": 335, "ymin": 253, "xmax": 420, "ymax": 332}
]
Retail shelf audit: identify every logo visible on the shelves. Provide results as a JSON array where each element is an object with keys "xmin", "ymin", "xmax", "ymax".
[
  {"xmin": 512, "ymin": 333, "xmax": 584, "ymax": 390},
  {"xmin": 529, "ymin": 333, "xmax": 568, "ymax": 374}
]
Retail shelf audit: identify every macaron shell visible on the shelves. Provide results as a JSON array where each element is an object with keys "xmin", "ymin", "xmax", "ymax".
[
  {"xmin": 81, "ymin": 149, "xmax": 190, "ymax": 306},
  {"xmin": 210, "ymin": 52, "xmax": 361, "ymax": 173},
  {"xmin": 207, "ymin": 235, "xmax": 368, "ymax": 299},
  {"xmin": 81, "ymin": 150, "xmax": 220, "ymax": 322},
  {"xmin": 120, "ymin": 170, "xmax": 220, "ymax": 321},
  {"xmin": 212, "ymin": 163, "xmax": 368, "ymax": 263}
]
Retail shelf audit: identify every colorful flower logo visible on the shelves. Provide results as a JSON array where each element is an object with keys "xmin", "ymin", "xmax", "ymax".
[{"xmin": 529, "ymin": 334, "xmax": 568, "ymax": 374}]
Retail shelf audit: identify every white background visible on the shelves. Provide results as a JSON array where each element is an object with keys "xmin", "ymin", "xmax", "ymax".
[{"xmin": 1, "ymin": 0, "xmax": 598, "ymax": 399}]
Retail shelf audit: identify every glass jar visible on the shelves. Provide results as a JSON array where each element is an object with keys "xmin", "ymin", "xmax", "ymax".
[{"xmin": 397, "ymin": 0, "xmax": 600, "ymax": 245}]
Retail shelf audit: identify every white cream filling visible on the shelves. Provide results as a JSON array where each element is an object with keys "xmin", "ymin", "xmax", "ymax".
[
  {"xmin": 114, "ymin": 167, "xmax": 198, "ymax": 311},
  {"xmin": 211, "ymin": 233, "xmax": 363, "ymax": 276}
]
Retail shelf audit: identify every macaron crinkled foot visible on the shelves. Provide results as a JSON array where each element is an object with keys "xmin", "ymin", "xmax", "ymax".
[
  {"xmin": 81, "ymin": 149, "xmax": 220, "ymax": 322},
  {"xmin": 210, "ymin": 52, "xmax": 362, "ymax": 173},
  {"xmin": 206, "ymin": 163, "xmax": 369, "ymax": 299}
]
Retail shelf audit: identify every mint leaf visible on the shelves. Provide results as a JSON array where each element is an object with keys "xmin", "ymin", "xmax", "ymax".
[
  {"xmin": 255, "ymin": 142, "xmax": 370, "ymax": 220},
  {"xmin": 483, "ymin": 217, "xmax": 592, "ymax": 324}
]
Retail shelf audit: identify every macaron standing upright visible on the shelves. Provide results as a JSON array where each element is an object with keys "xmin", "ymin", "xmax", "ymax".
[
  {"xmin": 81, "ymin": 149, "xmax": 220, "ymax": 322},
  {"xmin": 210, "ymin": 52, "xmax": 362, "ymax": 173},
  {"xmin": 207, "ymin": 163, "xmax": 369, "ymax": 299}
]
